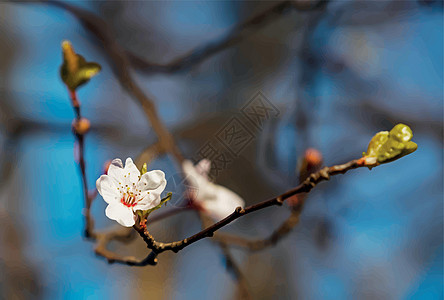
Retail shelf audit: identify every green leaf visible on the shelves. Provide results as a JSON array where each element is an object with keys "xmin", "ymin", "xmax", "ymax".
[
  {"xmin": 364, "ymin": 123, "xmax": 417, "ymax": 164},
  {"xmin": 60, "ymin": 41, "xmax": 101, "ymax": 91},
  {"xmin": 136, "ymin": 193, "xmax": 172, "ymax": 220}
]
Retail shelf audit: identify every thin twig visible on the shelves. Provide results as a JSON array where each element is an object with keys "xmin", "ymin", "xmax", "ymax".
[
  {"xmin": 69, "ymin": 90, "xmax": 95, "ymax": 238},
  {"xmin": 48, "ymin": 0, "xmax": 184, "ymax": 163},
  {"xmin": 134, "ymin": 159, "xmax": 370, "ymax": 255}
]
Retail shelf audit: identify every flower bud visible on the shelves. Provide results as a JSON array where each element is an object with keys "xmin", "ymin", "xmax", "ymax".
[
  {"xmin": 72, "ymin": 118, "xmax": 91, "ymax": 135},
  {"xmin": 304, "ymin": 148, "xmax": 323, "ymax": 169}
]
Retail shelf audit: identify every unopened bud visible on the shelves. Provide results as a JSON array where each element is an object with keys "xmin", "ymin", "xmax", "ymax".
[
  {"xmin": 305, "ymin": 148, "xmax": 323, "ymax": 167},
  {"xmin": 72, "ymin": 118, "xmax": 91, "ymax": 135},
  {"xmin": 297, "ymin": 148, "xmax": 323, "ymax": 186}
]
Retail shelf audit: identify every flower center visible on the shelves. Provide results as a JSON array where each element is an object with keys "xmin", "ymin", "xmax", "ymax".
[{"xmin": 121, "ymin": 193, "xmax": 138, "ymax": 208}]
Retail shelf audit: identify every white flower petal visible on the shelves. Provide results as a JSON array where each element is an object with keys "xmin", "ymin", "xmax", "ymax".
[
  {"xmin": 182, "ymin": 160, "xmax": 208, "ymax": 190},
  {"xmin": 105, "ymin": 204, "xmax": 136, "ymax": 227},
  {"xmin": 135, "ymin": 170, "xmax": 166, "ymax": 209},
  {"xmin": 182, "ymin": 159, "xmax": 245, "ymax": 221},
  {"xmin": 202, "ymin": 185, "xmax": 245, "ymax": 221},
  {"xmin": 182, "ymin": 159, "xmax": 217, "ymax": 203},
  {"xmin": 182, "ymin": 160, "xmax": 196, "ymax": 178},
  {"xmin": 107, "ymin": 158, "xmax": 125, "ymax": 182},
  {"xmin": 124, "ymin": 157, "xmax": 140, "ymax": 184},
  {"xmin": 196, "ymin": 159, "xmax": 211, "ymax": 179},
  {"xmin": 111, "ymin": 158, "xmax": 123, "ymax": 168},
  {"xmin": 96, "ymin": 175, "xmax": 120, "ymax": 204},
  {"xmin": 137, "ymin": 170, "xmax": 166, "ymax": 191},
  {"xmin": 134, "ymin": 196, "xmax": 161, "ymax": 211}
]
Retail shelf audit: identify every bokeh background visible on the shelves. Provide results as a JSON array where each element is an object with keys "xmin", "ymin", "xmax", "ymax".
[{"xmin": 0, "ymin": 1, "xmax": 442, "ymax": 299}]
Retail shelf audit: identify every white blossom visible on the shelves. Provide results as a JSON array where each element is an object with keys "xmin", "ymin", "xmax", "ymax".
[
  {"xmin": 182, "ymin": 159, "xmax": 245, "ymax": 221},
  {"xmin": 96, "ymin": 158, "xmax": 166, "ymax": 227}
]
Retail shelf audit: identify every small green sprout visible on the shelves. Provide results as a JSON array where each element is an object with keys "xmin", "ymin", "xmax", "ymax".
[
  {"xmin": 364, "ymin": 123, "xmax": 417, "ymax": 164},
  {"xmin": 60, "ymin": 40, "xmax": 101, "ymax": 91}
]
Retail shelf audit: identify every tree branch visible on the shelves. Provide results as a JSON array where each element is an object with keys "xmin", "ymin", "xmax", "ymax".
[
  {"xmin": 68, "ymin": 90, "xmax": 95, "ymax": 238},
  {"xmin": 126, "ymin": 0, "xmax": 329, "ymax": 73},
  {"xmin": 134, "ymin": 158, "xmax": 369, "ymax": 255}
]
